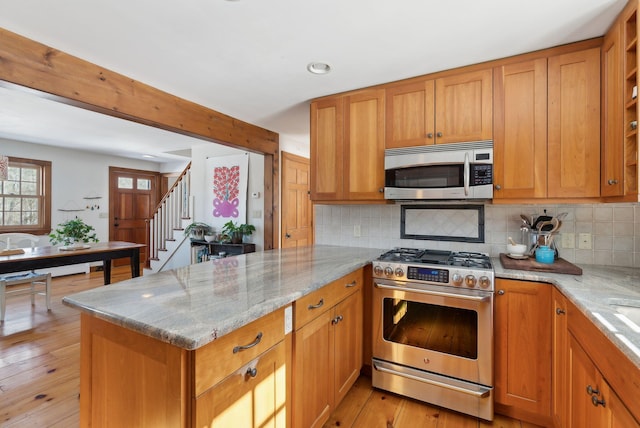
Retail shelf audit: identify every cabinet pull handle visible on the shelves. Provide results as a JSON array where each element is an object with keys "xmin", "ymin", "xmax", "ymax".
[
  {"xmin": 308, "ymin": 298, "xmax": 324, "ymax": 310},
  {"xmin": 608, "ymin": 179, "xmax": 618, "ymax": 185},
  {"xmin": 379, "ymin": 188, "xmax": 384, "ymax": 193},
  {"xmin": 427, "ymin": 133, "xmax": 434, "ymax": 138},
  {"xmin": 586, "ymin": 385, "xmax": 600, "ymax": 396},
  {"xmin": 436, "ymin": 132, "xmax": 443, "ymax": 138},
  {"xmin": 246, "ymin": 367, "xmax": 258, "ymax": 378},
  {"xmin": 497, "ymin": 290, "xmax": 505, "ymax": 295},
  {"xmin": 494, "ymin": 184, "xmax": 501, "ymax": 190},
  {"xmin": 331, "ymin": 315, "xmax": 343, "ymax": 325},
  {"xmin": 233, "ymin": 332, "xmax": 263, "ymax": 354},
  {"xmin": 591, "ymin": 395, "xmax": 606, "ymax": 407},
  {"xmin": 556, "ymin": 308, "xmax": 566, "ymax": 315},
  {"xmin": 345, "ymin": 280, "xmax": 357, "ymax": 288}
]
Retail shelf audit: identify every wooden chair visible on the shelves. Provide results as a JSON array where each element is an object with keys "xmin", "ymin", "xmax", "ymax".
[{"xmin": 0, "ymin": 233, "xmax": 51, "ymax": 323}]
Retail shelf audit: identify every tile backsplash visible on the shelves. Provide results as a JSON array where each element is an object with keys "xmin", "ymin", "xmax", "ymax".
[{"xmin": 314, "ymin": 202, "xmax": 640, "ymax": 268}]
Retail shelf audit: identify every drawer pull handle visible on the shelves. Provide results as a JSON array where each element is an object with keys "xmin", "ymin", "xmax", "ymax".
[
  {"xmin": 308, "ymin": 298, "xmax": 324, "ymax": 310},
  {"xmin": 556, "ymin": 308, "xmax": 566, "ymax": 315},
  {"xmin": 331, "ymin": 315, "xmax": 343, "ymax": 325},
  {"xmin": 591, "ymin": 395, "xmax": 606, "ymax": 407},
  {"xmin": 586, "ymin": 385, "xmax": 600, "ymax": 396},
  {"xmin": 233, "ymin": 332, "xmax": 263, "ymax": 354},
  {"xmin": 345, "ymin": 281, "xmax": 357, "ymax": 288},
  {"xmin": 246, "ymin": 367, "xmax": 258, "ymax": 378}
]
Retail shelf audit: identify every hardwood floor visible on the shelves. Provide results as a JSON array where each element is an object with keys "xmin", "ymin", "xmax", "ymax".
[{"xmin": 1, "ymin": 267, "xmax": 539, "ymax": 428}]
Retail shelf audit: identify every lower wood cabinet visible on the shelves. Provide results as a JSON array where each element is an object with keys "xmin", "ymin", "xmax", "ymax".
[
  {"xmin": 292, "ymin": 270, "xmax": 363, "ymax": 428},
  {"xmin": 568, "ymin": 333, "xmax": 639, "ymax": 428},
  {"xmin": 494, "ymin": 279, "xmax": 552, "ymax": 426}
]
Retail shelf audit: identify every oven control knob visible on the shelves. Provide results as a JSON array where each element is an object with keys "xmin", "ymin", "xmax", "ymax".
[
  {"xmin": 395, "ymin": 267, "xmax": 404, "ymax": 277},
  {"xmin": 478, "ymin": 275, "xmax": 491, "ymax": 288},
  {"xmin": 452, "ymin": 273, "xmax": 464, "ymax": 286},
  {"xmin": 384, "ymin": 266, "xmax": 394, "ymax": 277},
  {"xmin": 465, "ymin": 274, "xmax": 477, "ymax": 287},
  {"xmin": 373, "ymin": 265, "xmax": 383, "ymax": 276}
]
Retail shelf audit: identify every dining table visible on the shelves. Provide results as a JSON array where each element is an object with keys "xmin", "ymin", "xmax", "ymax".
[{"xmin": 0, "ymin": 241, "xmax": 145, "ymax": 285}]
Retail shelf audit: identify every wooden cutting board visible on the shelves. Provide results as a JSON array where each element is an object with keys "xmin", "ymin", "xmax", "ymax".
[{"xmin": 499, "ymin": 253, "xmax": 582, "ymax": 275}]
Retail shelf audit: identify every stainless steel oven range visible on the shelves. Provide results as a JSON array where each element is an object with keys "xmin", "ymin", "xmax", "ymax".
[{"xmin": 371, "ymin": 248, "xmax": 495, "ymax": 421}]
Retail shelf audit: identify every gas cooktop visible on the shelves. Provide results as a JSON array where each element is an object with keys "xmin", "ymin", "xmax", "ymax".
[
  {"xmin": 377, "ymin": 247, "xmax": 493, "ymax": 269},
  {"xmin": 373, "ymin": 247, "xmax": 494, "ymax": 290}
]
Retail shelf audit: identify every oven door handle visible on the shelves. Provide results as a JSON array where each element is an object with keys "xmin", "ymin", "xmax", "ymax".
[
  {"xmin": 374, "ymin": 282, "xmax": 491, "ymax": 302},
  {"xmin": 373, "ymin": 362, "xmax": 491, "ymax": 398},
  {"xmin": 463, "ymin": 151, "xmax": 470, "ymax": 196}
]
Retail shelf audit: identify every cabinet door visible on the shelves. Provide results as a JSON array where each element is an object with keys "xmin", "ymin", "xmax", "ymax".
[
  {"xmin": 493, "ymin": 59, "xmax": 548, "ymax": 199},
  {"xmin": 552, "ymin": 288, "xmax": 569, "ymax": 428},
  {"xmin": 310, "ymin": 97, "xmax": 344, "ymax": 200},
  {"xmin": 344, "ymin": 89, "xmax": 386, "ymax": 200},
  {"xmin": 602, "ymin": 21, "xmax": 625, "ymax": 197},
  {"xmin": 385, "ymin": 80, "xmax": 435, "ymax": 148},
  {"xmin": 293, "ymin": 310, "xmax": 334, "ymax": 428},
  {"xmin": 494, "ymin": 279, "xmax": 552, "ymax": 417},
  {"xmin": 333, "ymin": 288, "xmax": 363, "ymax": 405},
  {"xmin": 195, "ymin": 341, "xmax": 286, "ymax": 428},
  {"xmin": 608, "ymin": 383, "xmax": 640, "ymax": 427},
  {"xmin": 434, "ymin": 69, "xmax": 493, "ymax": 144},
  {"xmin": 568, "ymin": 334, "xmax": 608, "ymax": 428},
  {"xmin": 548, "ymin": 48, "xmax": 601, "ymax": 198}
]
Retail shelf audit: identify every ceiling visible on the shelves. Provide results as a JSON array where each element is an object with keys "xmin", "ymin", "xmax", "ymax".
[{"xmin": 0, "ymin": 0, "xmax": 628, "ymax": 163}]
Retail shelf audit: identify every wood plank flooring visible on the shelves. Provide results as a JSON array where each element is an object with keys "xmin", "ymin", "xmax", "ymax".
[{"xmin": 1, "ymin": 267, "xmax": 539, "ymax": 428}]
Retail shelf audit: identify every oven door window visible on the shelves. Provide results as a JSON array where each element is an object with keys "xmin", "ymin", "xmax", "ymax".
[{"xmin": 382, "ymin": 298, "xmax": 478, "ymax": 359}]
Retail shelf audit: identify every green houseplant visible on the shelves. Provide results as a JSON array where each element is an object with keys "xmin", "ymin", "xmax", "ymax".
[
  {"xmin": 49, "ymin": 218, "xmax": 99, "ymax": 247},
  {"xmin": 184, "ymin": 222, "xmax": 212, "ymax": 240},
  {"xmin": 221, "ymin": 221, "xmax": 255, "ymax": 244}
]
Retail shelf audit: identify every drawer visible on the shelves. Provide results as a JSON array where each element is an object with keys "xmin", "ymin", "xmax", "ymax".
[
  {"xmin": 195, "ymin": 306, "xmax": 286, "ymax": 396},
  {"xmin": 294, "ymin": 268, "xmax": 363, "ymax": 330}
]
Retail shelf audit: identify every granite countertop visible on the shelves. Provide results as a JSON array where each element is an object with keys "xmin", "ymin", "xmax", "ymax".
[
  {"xmin": 495, "ymin": 259, "xmax": 640, "ymax": 368},
  {"xmin": 62, "ymin": 245, "xmax": 385, "ymax": 350}
]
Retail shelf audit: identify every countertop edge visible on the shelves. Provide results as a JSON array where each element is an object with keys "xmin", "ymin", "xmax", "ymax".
[{"xmin": 494, "ymin": 261, "xmax": 640, "ymax": 369}]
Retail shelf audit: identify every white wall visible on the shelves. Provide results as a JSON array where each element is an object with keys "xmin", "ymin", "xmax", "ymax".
[
  {"xmin": 190, "ymin": 143, "xmax": 265, "ymax": 251},
  {"xmin": 1, "ymin": 138, "xmax": 185, "ymax": 245},
  {"xmin": 314, "ymin": 202, "xmax": 640, "ymax": 268}
]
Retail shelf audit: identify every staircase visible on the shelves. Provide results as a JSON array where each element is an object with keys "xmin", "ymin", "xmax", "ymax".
[{"xmin": 145, "ymin": 162, "xmax": 193, "ymax": 274}]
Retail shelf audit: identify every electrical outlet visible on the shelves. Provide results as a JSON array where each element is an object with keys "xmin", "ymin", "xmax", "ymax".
[
  {"xmin": 578, "ymin": 233, "xmax": 592, "ymax": 250},
  {"xmin": 561, "ymin": 232, "xmax": 575, "ymax": 249},
  {"xmin": 353, "ymin": 224, "xmax": 361, "ymax": 237}
]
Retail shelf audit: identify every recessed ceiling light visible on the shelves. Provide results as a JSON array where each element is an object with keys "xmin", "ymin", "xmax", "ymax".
[{"xmin": 307, "ymin": 62, "xmax": 331, "ymax": 75}]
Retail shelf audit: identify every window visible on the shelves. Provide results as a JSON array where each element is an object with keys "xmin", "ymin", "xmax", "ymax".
[{"xmin": 0, "ymin": 157, "xmax": 52, "ymax": 235}]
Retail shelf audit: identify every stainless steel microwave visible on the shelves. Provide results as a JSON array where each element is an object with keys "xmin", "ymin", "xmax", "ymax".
[{"xmin": 384, "ymin": 141, "xmax": 493, "ymax": 200}]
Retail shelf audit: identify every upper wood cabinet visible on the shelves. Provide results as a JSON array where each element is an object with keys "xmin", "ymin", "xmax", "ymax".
[
  {"xmin": 548, "ymin": 47, "xmax": 601, "ymax": 198},
  {"xmin": 385, "ymin": 69, "xmax": 493, "ymax": 148},
  {"xmin": 310, "ymin": 89, "xmax": 385, "ymax": 202},
  {"xmin": 602, "ymin": 19, "xmax": 624, "ymax": 197},
  {"xmin": 493, "ymin": 46, "xmax": 601, "ymax": 200},
  {"xmin": 493, "ymin": 58, "xmax": 548, "ymax": 199}
]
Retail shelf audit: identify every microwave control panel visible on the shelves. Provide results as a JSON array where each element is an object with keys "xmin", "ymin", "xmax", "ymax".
[{"xmin": 471, "ymin": 164, "xmax": 492, "ymax": 186}]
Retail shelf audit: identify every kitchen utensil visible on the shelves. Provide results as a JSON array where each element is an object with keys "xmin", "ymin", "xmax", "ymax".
[
  {"xmin": 507, "ymin": 243, "xmax": 528, "ymax": 256},
  {"xmin": 520, "ymin": 214, "xmax": 532, "ymax": 227},
  {"xmin": 508, "ymin": 236, "xmax": 517, "ymax": 246},
  {"xmin": 535, "ymin": 246, "xmax": 555, "ymax": 264}
]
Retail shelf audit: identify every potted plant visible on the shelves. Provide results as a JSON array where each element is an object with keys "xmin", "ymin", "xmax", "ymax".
[
  {"xmin": 184, "ymin": 222, "xmax": 212, "ymax": 241},
  {"xmin": 49, "ymin": 218, "xmax": 99, "ymax": 248},
  {"xmin": 221, "ymin": 221, "xmax": 255, "ymax": 244}
]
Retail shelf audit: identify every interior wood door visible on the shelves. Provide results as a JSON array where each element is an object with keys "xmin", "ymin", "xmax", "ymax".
[
  {"xmin": 109, "ymin": 167, "xmax": 159, "ymax": 265},
  {"xmin": 281, "ymin": 152, "xmax": 312, "ymax": 248}
]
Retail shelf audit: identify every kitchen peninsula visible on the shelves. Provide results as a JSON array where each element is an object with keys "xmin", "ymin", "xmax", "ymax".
[
  {"xmin": 62, "ymin": 245, "xmax": 383, "ymax": 427},
  {"xmin": 62, "ymin": 245, "xmax": 640, "ymax": 427}
]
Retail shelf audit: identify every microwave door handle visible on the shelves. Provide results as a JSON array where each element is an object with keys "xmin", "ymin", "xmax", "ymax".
[{"xmin": 463, "ymin": 152, "xmax": 470, "ymax": 196}]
